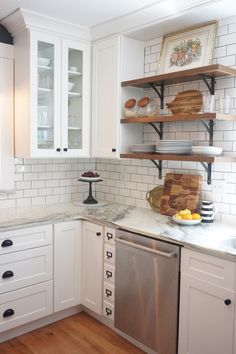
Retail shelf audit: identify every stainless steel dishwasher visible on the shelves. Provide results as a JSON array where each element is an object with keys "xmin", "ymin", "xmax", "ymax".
[{"xmin": 115, "ymin": 229, "xmax": 180, "ymax": 354}]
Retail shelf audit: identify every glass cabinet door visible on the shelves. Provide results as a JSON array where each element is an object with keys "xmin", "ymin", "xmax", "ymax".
[
  {"xmin": 31, "ymin": 31, "xmax": 61, "ymax": 157},
  {"xmin": 61, "ymin": 39, "xmax": 90, "ymax": 157}
]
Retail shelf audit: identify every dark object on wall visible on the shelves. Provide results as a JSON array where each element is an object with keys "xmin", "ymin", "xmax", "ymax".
[{"xmin": 0, "ymin": 24, "xmax": 13, "ymax": 45}]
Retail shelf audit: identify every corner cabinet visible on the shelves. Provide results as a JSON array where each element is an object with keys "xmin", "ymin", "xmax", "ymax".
[
  {"xmin": 92, "ymin": 35, "xmax": 144, "ymax": 158},
  {"xmin": 13, "ymin": 30, "xmax": 90, "ymax": 158}
]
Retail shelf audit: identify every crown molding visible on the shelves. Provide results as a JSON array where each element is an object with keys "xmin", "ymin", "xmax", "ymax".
[{"xmin": 1, "ymin": 8, "xmax": 91, "ymax": 42}]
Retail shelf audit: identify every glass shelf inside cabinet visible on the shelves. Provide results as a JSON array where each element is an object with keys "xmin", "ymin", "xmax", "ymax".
[
  {"xmin": 37, "ymin": 41, "xmax": 55, "ymax": 149},
  {"xmin": 67, "ymin": 48, "xmax": 83, "ymax": 150}
]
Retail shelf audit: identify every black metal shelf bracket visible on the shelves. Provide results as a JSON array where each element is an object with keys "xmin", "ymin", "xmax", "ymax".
[
  {"xmin": 200, "ymin": 162, "xmax": 212, "ymax": 185},
  {"xmin": 201, "ymin": 120, "xmax": 215, "ymax": 146},
  {"xmin": 149, "ymin": 82, "xmax": 165, "ymax": 109},
  {"xmin": 151, "ymin": 160, "xmax": 162, "ymax": 179},
  {"xmin": 148, "ymin": 122, "xmax": 163, "ymax": 139},
  {"xmin": 198, "ymin": 75, "xmax": 216, "ymax": 95}
]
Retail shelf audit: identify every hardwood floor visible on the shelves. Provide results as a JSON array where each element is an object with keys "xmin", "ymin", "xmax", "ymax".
[{"xmin": 0, "ymin": 312, "xmax": 144, "ymax": 354}]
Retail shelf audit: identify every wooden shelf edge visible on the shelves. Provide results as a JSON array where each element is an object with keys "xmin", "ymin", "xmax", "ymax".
[
  {"xmin": 120, "ymin": 153, "xmax": 236, "ymax": 163},
  {"xmin": 121, "ymin": 64, "xmax": 236, "ymax": 88},
  {"xmin": 120, "ymin": 113, "xmax": 236, "ymax": 124}
]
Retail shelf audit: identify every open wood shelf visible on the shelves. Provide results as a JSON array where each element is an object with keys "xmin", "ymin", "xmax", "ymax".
[
  {"xmin": 121, "ymin": 64, "xmax": 236, "ymax": 88},
  {"xmin": 120, "ymin": 113, "xmax": 236, "ymax": 124},
  {"xmin": 120, "ymin": 153, "xmax": 236, "ymax": 163}
]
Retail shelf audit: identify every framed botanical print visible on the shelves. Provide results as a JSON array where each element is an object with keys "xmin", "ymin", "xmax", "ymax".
[{"xmin": 159, "ymin": 21, "xmax": 217, "ymax": 74}]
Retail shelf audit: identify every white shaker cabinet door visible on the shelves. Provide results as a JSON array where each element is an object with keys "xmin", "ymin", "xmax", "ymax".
[
  {"xmin": 178, "ymin": 274, "xmax": 235, "ymax": 354},
  {"xmin": 92, "ymin": 37, "xmax": 120, "ymax": 158},
  {"xmin": 54, "ymin": 221, "xmax": 81, "ymax": 312},
  {"xmin": 81, "ymin": 221, "xmax": 104, "ymax": 314}
]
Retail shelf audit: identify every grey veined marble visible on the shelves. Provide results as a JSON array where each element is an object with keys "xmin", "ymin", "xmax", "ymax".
[{"xmin": 0, "ymin": 202, "xmax": 235, "ymax": 259}]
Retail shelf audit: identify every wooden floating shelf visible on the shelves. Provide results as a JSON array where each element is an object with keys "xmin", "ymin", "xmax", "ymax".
[
  {"xmin": 121, "ymin": 113, "xmax": 236, "ymax": 124},
  {"xmin": 120, "ymin": 153, "xmax": 236, "ymax": 163},
  {"xmin": 121, "ymin": 64, "xmax": 236, "ymax": 88}
]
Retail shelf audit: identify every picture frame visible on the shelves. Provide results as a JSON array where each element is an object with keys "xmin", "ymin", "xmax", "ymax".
[{"xmin": 158, "ymin": 21, "xmax": 218, "ymax": 74}]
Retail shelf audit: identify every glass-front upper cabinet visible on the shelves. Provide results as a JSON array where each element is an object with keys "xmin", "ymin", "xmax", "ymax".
[
  {"xmin": 61, "ymin": 39, "xmax": 90, "ymax": 157},
  {"xmin": 31, "ymin": 31, "xmax": 61, "ymax": 157}
]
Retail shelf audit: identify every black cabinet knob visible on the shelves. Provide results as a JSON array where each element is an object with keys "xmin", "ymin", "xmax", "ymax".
[
  {"xmin": 63, "ymin": 148, "xmax": 68, "ymax": 152},
  {"xmin": 3, "ymin": 309, "xmax": 14, "ymax": 318},
  {"xmin": 2, "ymin": 270, "xmax": 14, "ymax": 279},
  {"xmin": 224, "ymin": 299, "xmax": 231, "ymax": 306},
  {"xmin": 106, "ymin": 251, "xmax": 112, "ymax": 259},
  {"xmin": 56, "ymin": 148, "xmax": 61, "ymax": 152},
  {"xmin": 1, "ymin": 239, "xmax": 13, "ymax": 247},
  {"xmin": 96, "ymin": 232, "xmax": 101, "ymax": 236},
  {"xmin": 112, "ymin": 148, "xmax": 116, "ymax": 152},
  {"xmin": 106, "ymin": 308, "xmax": 112, "ymax": 316}
]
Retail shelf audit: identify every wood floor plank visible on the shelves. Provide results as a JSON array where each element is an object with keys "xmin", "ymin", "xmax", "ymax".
[{"xmin": 0, "ymin": 312, "xmax": 144, "ymax": 354}]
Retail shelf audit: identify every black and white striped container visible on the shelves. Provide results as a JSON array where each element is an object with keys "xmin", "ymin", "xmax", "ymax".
[{"xmin": 200, "ymin": 201, "xmax": 218, "ymax": 223}]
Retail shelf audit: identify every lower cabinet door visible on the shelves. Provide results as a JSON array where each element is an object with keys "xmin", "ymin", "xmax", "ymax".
[
  {"xmin": 0, "ymin": 281, "xmax": 53, "ymax": 333},
  {"xmin": 54, "ymin": 221, "xmax": 81, "ymax": 312},
  {"xmin": 81, "ymin": 221, "xmax": 104, "ymax": 314},
  {"xmin": 178, "ymin": 274, "xmax": 235, "ymax": 354}
]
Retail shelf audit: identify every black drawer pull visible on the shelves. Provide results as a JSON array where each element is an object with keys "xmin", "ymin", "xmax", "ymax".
[
  {"xmin": 63, "ymin": 148, "xmax": 68, "ymax": 152},
  {"xmin": 56, "ymin": 148, "xmax": 61, "ymax": 152},
  {"xmin": 107, "ymin": 233, "xmax": 113, "ymax": 240},
  {"xmin": 105, "ymin": 289, "xmax": 112, "ymax": 297},
  {"xmin": 96, "ymin": 232, "xmax": 101, "ymax": 237},
  {"xmin": 1, "ymin": 239, "xmax": 13, "ymax": 247},
  {"xmin": 106, "ymin": 308, "xmax": 112, "ymax": 316},
  {"xmin": 112, "ymin": 148, "xmax": 116, "ymax": 152},
  {"xmin": 2, "ymin": 270, "xmax": 14, "ymax": 279},
  {"xmin": 106, "ymin": 251, "xmax": 112, "ymax": 259},
  {"xmin": 106, "ymin": 270, "xmax": 112, "ymax": 279},
  {"xmin": 3, "ymin": 309, "xmax": 14, "ymax": 318}
]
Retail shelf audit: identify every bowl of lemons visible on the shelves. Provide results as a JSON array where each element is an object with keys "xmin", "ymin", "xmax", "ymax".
[{"xmin": 172, "ymin": 209, "xmax": 202, "ymax": 226}]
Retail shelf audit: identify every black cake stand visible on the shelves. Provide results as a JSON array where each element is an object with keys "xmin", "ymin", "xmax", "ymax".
[{"xmin": 78, "ymin": 178, "xmax": 103, "ymax": 204}]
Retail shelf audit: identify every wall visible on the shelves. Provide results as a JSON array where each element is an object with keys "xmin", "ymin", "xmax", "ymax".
[
  {"xmin": 0, "ymin": 158, "xmax": 95, "ymax": 208},
  {"xmin": 96, "ymin": 16, "xmax": 236, "ymax": 225}
]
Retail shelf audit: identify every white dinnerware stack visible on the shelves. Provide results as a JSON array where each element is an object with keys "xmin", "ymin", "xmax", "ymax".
[
  {"xmin": 155, "ymin": 140, "xmax": 192, "ymax": 154},
  {"xmin": 131, "ymin": 144, "xmax": 156, "ymax": 153}
]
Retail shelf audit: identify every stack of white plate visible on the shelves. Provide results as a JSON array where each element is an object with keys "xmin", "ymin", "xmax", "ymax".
[
  {"xmin": 155, "ymin": 140, "xmax": 192, "ymax": 154},
  {"xmin": 131, "ymin": 144, "xmax": 156, "ymax": 153},
  {"xmin": 192, "ymin": 146, "xmax": 222, "ymax": 156}
]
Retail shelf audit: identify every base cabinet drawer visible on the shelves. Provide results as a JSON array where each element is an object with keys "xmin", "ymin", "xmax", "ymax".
[
  {"xmin": 0, "ymin": 246, "xmax": 53, "ymax": 294},
  {"xmin": 0, "ymin": 225, "xmax": 53, "ymax": 255},
  {"xmin": 103, "ymin": 301, "xmax": 114, "ymax": 321},
  {"xmin": 104, "ymin": 263, "xmax": 115, "ymax": 284},
  {"xmin": 104, "ymin": 282, "xmax": 115, "ymax": 304},
  {"xmin": 0, "ymin": 281, "xmax": 53, "ymax": 333}
]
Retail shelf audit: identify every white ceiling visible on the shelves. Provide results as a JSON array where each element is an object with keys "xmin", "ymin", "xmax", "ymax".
[{"xmin": 0, "ymin": 0, "xmax": 161, "ymax": 27}]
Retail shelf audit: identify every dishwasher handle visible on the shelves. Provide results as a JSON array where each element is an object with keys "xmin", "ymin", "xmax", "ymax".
[{"xmin": 115, "ymin": 237, "xmax": 177, "ymax": 258}]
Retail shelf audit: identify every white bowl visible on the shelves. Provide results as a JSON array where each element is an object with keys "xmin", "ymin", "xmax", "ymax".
[
  {"xmin": 38, "ymin": 57, "xmax": 50, "ymax": 66},
  {"xmin": 68, "ymin": 82, "xmax": 75, "ymax": 91},
  {"xmin": 172, "ymin": 216, "xmax": 202, "ymax": 226}
]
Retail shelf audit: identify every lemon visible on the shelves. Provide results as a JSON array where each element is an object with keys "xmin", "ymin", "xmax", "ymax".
[
  {"xmin": 174, "ymin": 214, "xmax": 182, "ymax": 220},
  {"xmin": 179, "ymin": 209, "xmax": 191, "ymax": 216},
  {"xmin": 182, "ymin": 214, "xmax": 193, "ymax": 220},
  {"xmin": 192, "ymin": 213, "xmax": 201, "ymax": 220}
]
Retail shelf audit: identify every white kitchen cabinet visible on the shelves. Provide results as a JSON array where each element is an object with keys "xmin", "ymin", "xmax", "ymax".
[
  {"xmin": 92, "ymin": 35, "xmax": 144, "ymax": 158},
  {"xmin": 4, "ymin": 10, "xmax": 91, "ymax": 158},
  {"xmin": 0, "ymin": 43, "xmax": 14, "ymax": 191},
  {"xmin": 179, "ymin": 249, "xmax": 235, "ymax": 354},
  {"xmin": 54, "ymin": 221, "xmax": 81, "ymax": 312},
  {"xmin": 81, "ymin": 221, "xmax": 104, "ymax": 314}
]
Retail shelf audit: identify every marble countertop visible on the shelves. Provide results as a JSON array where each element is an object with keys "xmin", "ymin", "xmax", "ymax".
[{"xmin": 0, "ymin": 202, "xmax": 235, "ymax": 259}]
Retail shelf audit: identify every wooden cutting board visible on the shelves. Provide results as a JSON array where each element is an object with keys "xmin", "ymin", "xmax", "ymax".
[
  {"xmin": 166, "ymin": 90, "xmax": 202, "ymax": 115},
  {"xmin": 160, "ymin": 173, "xmax": 202, "ymax": 216}
]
